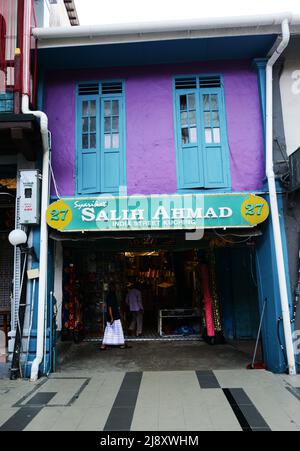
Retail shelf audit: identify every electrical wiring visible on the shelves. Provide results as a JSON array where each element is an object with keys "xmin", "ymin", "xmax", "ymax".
[
  {"xmin": 213, "ymin": 229, "xmax": 252, "ymax": 244},
  {"xmin": 49, "ymin": 159, "xmax": 61, "ymax": 199},
  {"xmin": 0, "ymin": 192, "xmax": 15, "ymax": 198},
  {"xmin": 250, "ymin": 250, "xmax": 258, "ymax": 287}
]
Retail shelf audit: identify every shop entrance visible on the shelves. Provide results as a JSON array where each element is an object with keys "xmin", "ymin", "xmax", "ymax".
[
  {"xmin": 59, "ymin": 233, "xmax": 261, "ymax": 356},
  {"xmin": 62, "ymin": 248, "xmax": 204, "ymax": 341}
]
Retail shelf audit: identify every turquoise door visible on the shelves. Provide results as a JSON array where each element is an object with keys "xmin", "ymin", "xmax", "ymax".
[
  {"xmin": 77, "ymin": 96, "xmax": 100, "ymax": 194},
  {"xmin": 77, "ymin": 82, "xmax": 126, "ymax": 195},
  {"xmin": 101, "ymin": 97, "xmax": 124, "ymax": 193},
  {"xmin": 174, "ymin": 75, "xmax": 231, "ymax": 190},
  {"xmin": 199, "ymin": 90, "xmax": 230, "ymax": 188},
  {"xmin": 231, "ymin": 248, "xmax": 260, "ymax": 340},
  {"xmin": 217, "ymin": 247, "xmax": 260, "ymax": 340},
  {"xmin": 175, "ymin": 90, "xmax": 204, "ymax": 188}
]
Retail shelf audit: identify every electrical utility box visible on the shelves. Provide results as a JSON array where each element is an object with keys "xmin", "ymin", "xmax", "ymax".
[{"xmin": 19, "ymin": 170, "xmax": 41, "ymax": 225}]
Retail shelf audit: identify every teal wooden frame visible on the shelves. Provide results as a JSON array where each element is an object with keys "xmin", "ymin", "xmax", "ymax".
[
  {"xmin": 75, "ymin": 80, "xmax": 126, "ymax": 196},
  {"xmin": 172, "ymin": 73, "xmax": 231, "ymax": 192}
]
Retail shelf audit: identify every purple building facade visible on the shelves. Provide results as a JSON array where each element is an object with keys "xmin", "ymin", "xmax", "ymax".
[{"xmin": 27, "ymin": 31, "xmax": 293, "ymax": 378}]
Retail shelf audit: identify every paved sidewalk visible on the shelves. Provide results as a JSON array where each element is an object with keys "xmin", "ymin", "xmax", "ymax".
[
  {"xmin": 55, "ymin": 341, "xmax": 256, "ymax": 373},
  {"xmin": 0, "ymin": 369, "xmax": 300, "ymax": 431}
]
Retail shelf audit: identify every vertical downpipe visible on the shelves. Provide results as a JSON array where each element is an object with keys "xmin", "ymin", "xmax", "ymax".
[
  {"xmin": 21, "ymin": 0, "xmax": 50, "ymax": 381},
  {"xmin": 266, "ymin": 19, "xmax": 296, "ymax": 375}
]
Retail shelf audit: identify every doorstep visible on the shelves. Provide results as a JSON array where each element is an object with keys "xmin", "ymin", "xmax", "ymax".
[{"xmin": 84, "ymin": 335, "xmax": 203, "ymax": 342}]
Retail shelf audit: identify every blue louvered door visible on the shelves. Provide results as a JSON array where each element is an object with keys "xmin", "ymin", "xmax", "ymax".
[
  {"xmin": 175, "ymin": 90, "xmax": 204, "ymax": 188},
  {"xmin": 76, "ymin": 81, "xmax": 125, "ymax": 195},
  {"xmin": 77, "ymin": 95, "xmax": 100, "ymax": 194},
  {"xmin": 174, "ymin": 75, "xmax": 230, "ymax": 190},
  {"xmin": 200, "ymin": 89, "xmax": 230, "ymax": 188},
  {"xmin": 101, "ymin": 97, "xmax": 124, "ymax": 193}
]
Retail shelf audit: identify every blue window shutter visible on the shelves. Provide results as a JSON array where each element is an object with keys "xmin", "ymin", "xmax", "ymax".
[
  {"xmin": 77, "ymin": 95, "xmax": 100, "ymax": 194},
  {"xmin": 175, "ymin": 90, "xmax": 204, "ymax": 189},
  {"xmin": 0, "ymin": 92, "xmax": 14, "ymax": 112},
  {"xmin": 100, "ymin": 96, "xmax": 125, "ymax": 193},
  {"xmin": 174, "ymin": 75, "xmax": 230, "ymax": 190},
  {"xmin": 199, "ymin": 88, "xmax": 230, "ymax": 188}
]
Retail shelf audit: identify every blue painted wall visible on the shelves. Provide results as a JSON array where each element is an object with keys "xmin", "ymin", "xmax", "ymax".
[
  {"xmin": 255, "ymin": 194, "xmax": 293, "ymax": 373},
  {"xmin": 253, "ymin": 57, "xmax": 295, "ymax": 372},
  {"xmin": 217, "ymin": 247, "xmax": 260, "ymax": 341},
  {"xmin": 23, "ymin": 236, "xmax": 54, "ymax": 378}
]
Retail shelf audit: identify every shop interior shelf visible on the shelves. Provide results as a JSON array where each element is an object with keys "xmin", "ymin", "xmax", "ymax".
[{"xmin": 158, "ymin": 308, "xmax": 201, "ymax": 336}]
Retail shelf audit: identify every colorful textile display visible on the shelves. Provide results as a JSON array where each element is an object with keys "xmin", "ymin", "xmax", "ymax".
[
  {"xmin": 208, "ymin": 247, "xmax": 222, "ymax": 332},
  {"xmin": 63, "ymin": 263, "xmax": 76, "ymax": 331}
]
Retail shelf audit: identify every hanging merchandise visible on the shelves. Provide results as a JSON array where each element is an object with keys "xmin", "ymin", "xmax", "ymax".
[
  {"xmin": 62, "ymin": 262, "xmax": 84, "ymax": 342},
  {"xmin": 199, "ymin": 263, "xmax": 215, "ymax": 338},
  {"xmin": 63, "ymin": 263, "xmax": 76, "ymax": 331},
  {"xmin": 73, "ymin": 278, "xmax": 85, "ymax": 343}
]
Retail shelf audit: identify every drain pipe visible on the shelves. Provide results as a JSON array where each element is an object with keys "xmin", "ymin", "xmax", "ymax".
[
  {"xmin": 266, "ymin": 18, "xmax": 296, "ymax": 375},
  {"xmin": 23, "ymin": 95, "xmax": 50, "ymax": 382},
  {"xmin": 22, "ymin": 0, "xmax": 50, "ymax": 381}
]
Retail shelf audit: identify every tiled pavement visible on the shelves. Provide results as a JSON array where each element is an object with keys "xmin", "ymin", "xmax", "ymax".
[{"xmin": 0, "ymin": 370, "xmax": 300, "ymax": 431}]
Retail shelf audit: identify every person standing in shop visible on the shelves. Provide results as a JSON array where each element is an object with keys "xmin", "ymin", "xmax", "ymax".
[
  {"xmin": 126, "ymin": 282, "xmax": 144, "ymax": 337},
  {"xmin": 101, "ymin": 282, "xmax": 127, "ymax": 350}
]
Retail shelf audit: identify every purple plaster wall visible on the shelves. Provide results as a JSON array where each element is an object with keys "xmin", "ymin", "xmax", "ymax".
[{"xmin": 44, "ymin": 60, "xmax": 264, "ymax": 197}]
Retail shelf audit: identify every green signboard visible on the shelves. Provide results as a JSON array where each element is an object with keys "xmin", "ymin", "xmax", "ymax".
[{"xmin": 46, "ymin": 193, "xmax": 269, "ymax": 233}]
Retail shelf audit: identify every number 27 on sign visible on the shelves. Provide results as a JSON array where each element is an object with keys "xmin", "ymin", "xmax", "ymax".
[
  {"xmin": 244, "ymin": 204, "xmax": 264, "ymax": 216},
  {"xmin": 50, "ymin": 209, "xmax": 69, "ymax": 221}
]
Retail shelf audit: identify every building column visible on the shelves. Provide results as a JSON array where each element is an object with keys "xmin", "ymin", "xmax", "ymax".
[
  {"xmin": 253, "ymin": 58, "xmax": 268, "ymax": 136},
  {"xmin": 253, "ymin": 58, "xmax": 295, "ymax": 372}
]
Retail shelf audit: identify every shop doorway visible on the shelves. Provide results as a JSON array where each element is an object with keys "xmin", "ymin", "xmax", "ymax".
[
  {"xmin": 216, "ymin": 247, "xmax": 260, "ymax": 341},
  {"xmin": 61, "ymin": 249, "xmax": 204, "ymax": 341}
]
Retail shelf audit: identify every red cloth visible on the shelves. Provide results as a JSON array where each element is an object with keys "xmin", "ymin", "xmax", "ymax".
[
  {"xmin": 0, "ymin": 15, "xmax": 6, "ymax": 71},
  {"xmin": 200, "ymin": 264, "xmax": 215, "ymax": 337}
]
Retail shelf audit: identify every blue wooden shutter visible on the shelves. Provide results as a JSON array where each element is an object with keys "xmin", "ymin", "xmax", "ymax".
[
  {"xmin": 0, "ymin": 92, "xmax": 14, "ymax": 113},
  {"xmin": 77, "ymin": 87, "xmax": 100, "ymax": 194},
  {"xmin": 175, "ymin": 84, "xmax": 204, "ymax": 189},
  {"xmin": 174, "ymin": 75, "xmax": 230, "ymax": 190},
  {"xmin": 100, "ymin": 93, "xmax": 125, "ymax": 193},
  {"xmin": 199, "ymin": 79, "xmax": 230, "ymax": 188}
]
